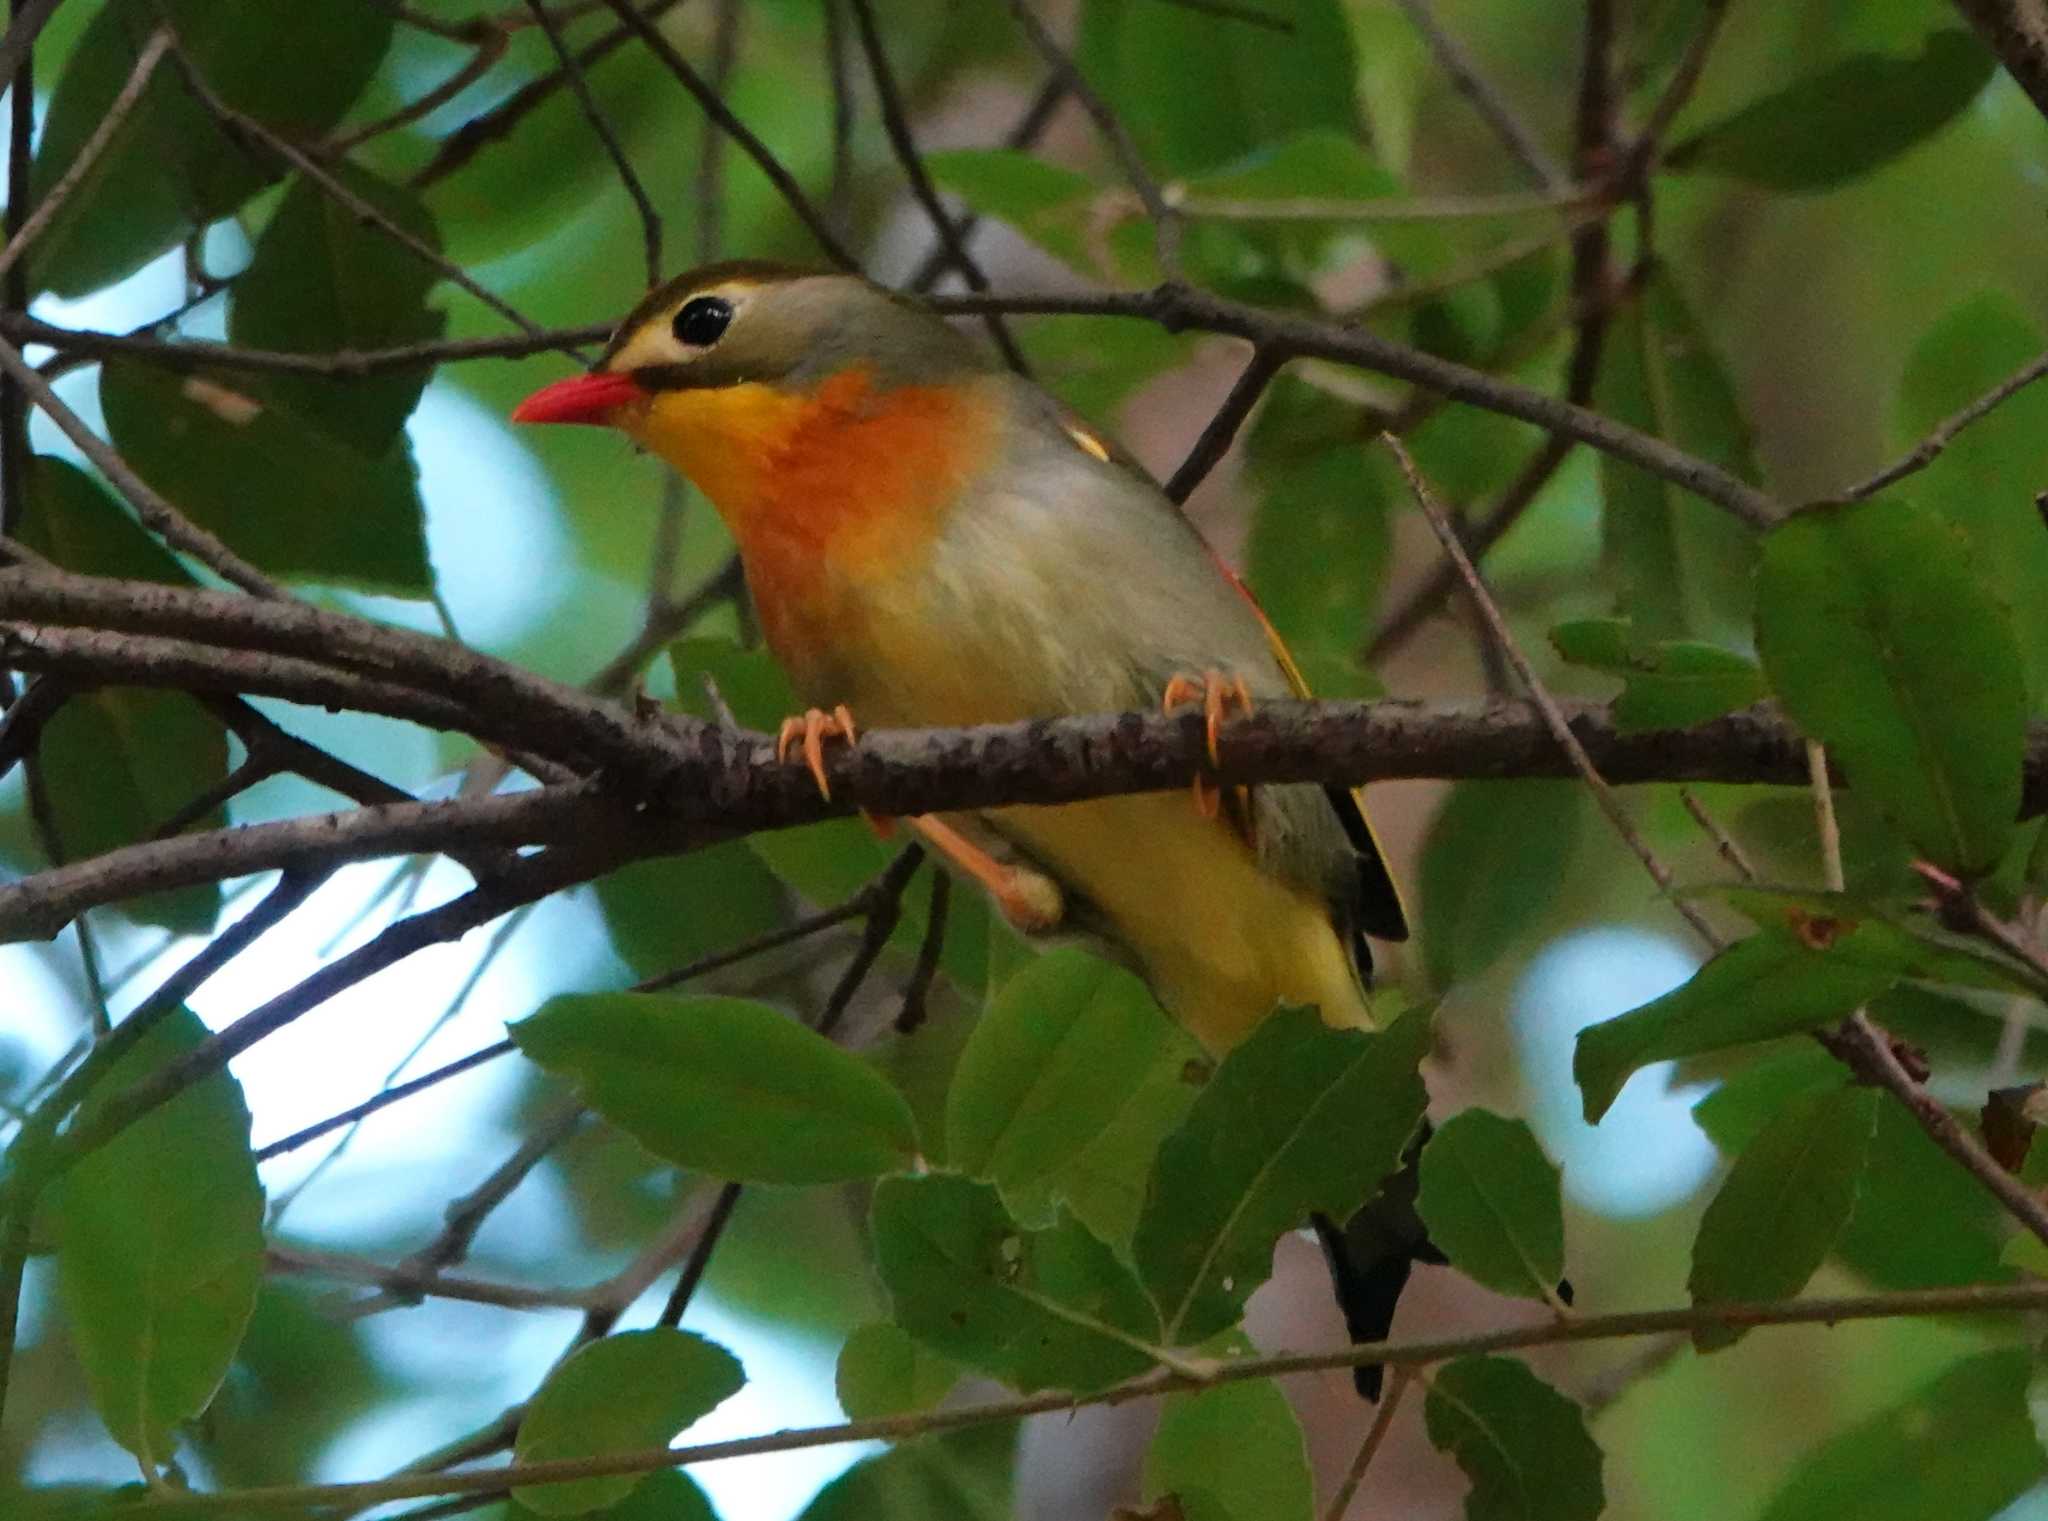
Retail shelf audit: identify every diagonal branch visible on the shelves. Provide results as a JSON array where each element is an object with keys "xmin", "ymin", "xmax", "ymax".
[
  {"xmin": 107, "ymin": 1282, "xmax": 2048, "ymax": 1514},
  {"xmin": 596, "ymin": 0, "xmax": 861, "ymax": 271},
  {"xmin": 522, "ymin": 0, "xmax": 663, "ymax": 286},
  {"xmin": 843, "ymin": 0, "xmax": 1029, "ymax": 371}
]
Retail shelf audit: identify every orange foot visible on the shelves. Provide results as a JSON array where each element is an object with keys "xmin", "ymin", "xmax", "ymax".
[
  {"xmin": 776, "ymin": 704, "xmax": 858, "ymax": 800},
  {"xmin": 909, "ymin": 816, "xmax": 1065, "ymax": 934},
  {"xmin": 1161, "ymin": 668, "xmax": 1254, "ymax": 826}
]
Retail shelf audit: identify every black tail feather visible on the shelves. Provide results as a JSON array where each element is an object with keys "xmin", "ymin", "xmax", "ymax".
[{"xmin": 1313, "ymin": 1124, "xmax": 1443, "ymax": 1401}]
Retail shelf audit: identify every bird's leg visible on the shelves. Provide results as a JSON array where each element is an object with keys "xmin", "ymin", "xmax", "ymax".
[
  {"xmin": 906, "ymin": 815, "xmax": 1064, "ymax": 934},
  {"xmin": 1161, "ymin": 668, "xmax": 1256, "ymax": 836},
  {"xmin": 775, "ymin": 704, "xmax": 859, "ymax": 799}
]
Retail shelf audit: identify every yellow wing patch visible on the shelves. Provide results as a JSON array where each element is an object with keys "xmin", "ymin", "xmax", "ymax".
[{"xmin": 1064, "ymin": 421, "xmax": 1112, "ymax": 463}]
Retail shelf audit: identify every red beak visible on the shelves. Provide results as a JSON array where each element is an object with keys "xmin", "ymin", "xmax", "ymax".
[{"xmin": 511, "ymin": 371, "xmax": 646, "ymax": 426}]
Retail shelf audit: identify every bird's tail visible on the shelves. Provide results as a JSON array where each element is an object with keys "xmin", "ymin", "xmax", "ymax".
[{"xmin": 1312, "ymin": 1124, "xmax": 1446, "ymax": 1401}]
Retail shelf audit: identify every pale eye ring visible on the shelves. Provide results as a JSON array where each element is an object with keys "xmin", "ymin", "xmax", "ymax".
[{"xmin": 672, "ymin": 295, "xmax": 733, "ymax": 348}]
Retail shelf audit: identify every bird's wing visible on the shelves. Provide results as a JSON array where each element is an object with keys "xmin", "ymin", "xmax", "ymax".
[{"xmin": 1207, "ymin": 547, "xmax": 1410, "ymax": 944}]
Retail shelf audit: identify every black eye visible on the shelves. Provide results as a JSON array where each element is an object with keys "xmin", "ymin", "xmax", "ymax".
[{"xmin": 672, "ymin": 295, "xmax": 733, "ymax": 348}]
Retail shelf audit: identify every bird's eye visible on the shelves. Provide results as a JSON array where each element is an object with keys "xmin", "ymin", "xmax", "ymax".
[{"xmin": 672, "ymin": 296, "xmax": 733, "ymax": 348}]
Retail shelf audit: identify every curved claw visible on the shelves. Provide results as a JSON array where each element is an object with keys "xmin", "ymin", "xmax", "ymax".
[
  {"xmin": 776, "ymin": 704, "xmax": 858, "ymax": 800},
  {"xmin": 1162, "ymin": 669, "xmax": 1255, "ymax": 832}
]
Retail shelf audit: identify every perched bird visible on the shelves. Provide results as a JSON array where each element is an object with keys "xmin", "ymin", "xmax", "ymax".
[{"xmin": 514, "ymin": 260, "xmax": 1421, "ymax": 1388}]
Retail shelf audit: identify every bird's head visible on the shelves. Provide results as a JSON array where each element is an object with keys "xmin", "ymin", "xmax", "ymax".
[{"xmin": 513, "ymin": 262, "xmax": 996, "ymax": 523}]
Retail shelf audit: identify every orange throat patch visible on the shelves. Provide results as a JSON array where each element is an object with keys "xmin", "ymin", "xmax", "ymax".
[{"xmin": 623, "ymin": 367, "xmax": 999, "ymax": 675}]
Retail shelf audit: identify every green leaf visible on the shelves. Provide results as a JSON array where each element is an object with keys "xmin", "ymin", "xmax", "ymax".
[
  {"xmin": 1596, "ymin": 269, "xmax": 1759, "ymax": 640},
  {"xmin": 1574, "ymin": 925, "xmax": 1910, "ymax": 1124},
  {"xmin": 1756, "ymin": 496, "xmax": 2025, "ymax": 875},
  {"xmin": 194, "ymin": 1285, "xmax": 391, "ymax": 1489},
  {"xmin": 510, "ymin": 993, "xmax": 920, "ymax": 1184},
  {"xmin": 1003, "ymin": 1013, "xmax": 1204, "ymax": 1254},
  {"xmin": 591, "ymin": 844, "xmax": 787, "ymax": 982},
  {"xmin": 1707, "ymin": 883, "xmax": 2048, "ymax": 998},
  {"xmin": 511, "ymin": 1471, "xmax": 719, "ymax": 1521},
  {"xmin": 15, "ymin": 458, "xmax": 226, "ymax": 935},
  {"xmin": 1422, "ymin": 1356, "xmax": 1605, "ymax": 1521},
  {"xmin": 1416, "ymin": 1111, "xmax": 1565, "ymax": 1303},
  {"xmin": 834, "ymin": 1323, "xmax": 959, "ymax": 1422},
  {"xmin": 228, "ymin": 167, "xmax": 448, "ymax": 454},
  {"xmin": 1178, "ymin": 128, "xmax": 1399, "ymax": 203},
  {"xmin": 1143, "ymin": 1379, "xmax": 1313, "ymax": 1521},
  {"xmin": 1548, "ymin": 618, "xmax": 1766, "ymax": 732},
  {"xmin": 31, "ymin": 0, "xmax": 394, "ymax": 296},
  {"xmin": 1755, "ymin": 1349, "xmax": 2038, "ymax": 1521},
  {"xmin": 511, "ymin": 1330, "xmax": 743, "ymax": 1516},
  {"xmin": 1837, "ymin": 1092, "xmax": 2011, "ymax": 1291},
  {"xmin": 52, "ymin": 1009, "xmax": 264, "ymax": 1467},
  {"xmin": 1135, "ymin": 1004, "xmax": 1432, "ymax": 1343},
  {"xmin": 98, "ymin": 360, "xmax": 433, "ymax": 594},
  {"xmin": 1668, "ymin": 30, "xmax": 1994, "ymax": 190},
  {"xmin": 925, "ymin": 149, "xmax": 1152, "ymax": 283},
  {"xmin": 796, "ymin": 1424, "xmax": 1016, "ymax": 1521},
  {"xmin": 1076, "ymin": 0, "xmax": 1359, "ymax": 176},
  {"xmin": 1687, "ymin": 1084, "xmax": 1879, "ymax": 1349},
  {"xmin": 946, "ymin": 949, "xmax": 1173, "ymax": 1205},
  {"xmin": 1696, "ymin": 1047, "xmax": 2012, "ymax": 1290},
  {"xmin": 871, "ymin": 1175, "xmax": 1162, "ymax": 1393},
  {"xmin": 1418, "ymin": 782, "xmax": 1584, "ymax": 988},
  {"xmin": 1892, "ymin": 291, "xmax": 2048, "ymax": 702}
]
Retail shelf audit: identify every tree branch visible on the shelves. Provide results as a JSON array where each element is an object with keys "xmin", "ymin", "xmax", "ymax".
[
  {"xmin": 116, "ymin": 1281, "xmax": 2048, "ymax": 1514},
  {"xmin": 1951, "ymin": 0, "xmax": 2048, "ymax": 122},
  {"xmin": 931, "ymin": 284, "xmax": 1782, "ymax": 528}
]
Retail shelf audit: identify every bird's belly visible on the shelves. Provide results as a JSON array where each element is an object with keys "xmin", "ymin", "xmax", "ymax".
[{"xmin": 984, "ymin": 793, "xmax": 1369, "ymax": 1053}]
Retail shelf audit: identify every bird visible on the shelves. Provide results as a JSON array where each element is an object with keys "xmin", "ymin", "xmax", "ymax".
[{"xmin": 514, "ymin": 259, "xmax": 1422, "ymax": 1390}]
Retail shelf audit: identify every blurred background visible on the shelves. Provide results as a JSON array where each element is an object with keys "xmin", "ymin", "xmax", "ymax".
[{"xmin": 4, "ymin": 0, "xmax": 2048, "ymax": 1515}]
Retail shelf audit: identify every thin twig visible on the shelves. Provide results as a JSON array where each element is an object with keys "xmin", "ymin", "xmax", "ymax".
[
  {"xmin": 1178, "ymin": 185, "xmax": 1602, "ymax": 222},
  {"xmin": 0, "ymin": 0, "xmax": 60, "ymax": 95},
  {"xmin": 327, "ymin": 24, "xmax": 512, "ymax": 152},
  {"xmin": 1628, "ymin": 0, "xmax": 1732, "ymax": 163},
  {"xmin": 822, "ymin": 0, "xmax": 857, "ymax": 240},
  {"xmin": 1807, "ymin": 739, "xmax": 1844, "ymax": 893},
  {"xmin": 844, "ymin": 0, "xmax": 1028, "ymax": 372},
  {"xmin": 0, "ymin": 0, "xmax": 35, "ymax": 547},
  {"xmin": 654, "ymin": 1181, "xmax": 742, "ymax": 1327},
  {"xmin": 907, "ymin": 74, "xmax": 1069, "ymax": 294},
  {"xmin": 351, "ymin": 1096, "xmax": 588, "ymax": 1314},
  {"xmin": 0, "ymin": 27, "xmax": 171, "ymax": 284},
  {"xmin": 0, "ymin": 337, "xmax": 283, "ymax": 595},
  {"xmin": 999, "ymin": 0, "xmax": 1182, "ymax": 275},
  {"xmin": 930, "ymin": 284, "xmax": 1782, "ymax": 528},
  {"xmin": 1387, "ymin": 433, "xmax": 1721, "ymax": 945},
  {"xmin": 1392, "ymin": 0, "xmax": 1565, "ymax": 188},
  {"xmin": 897, "ymin": 870, "xmax": 948, "ymax": 1035},
  {"xmin": 112, "ymin": 1282, "xmax": 2048, "ymax": 1514},
  {"xmin": 523, "ymin": 0, "xmax": 663, "ymax": 287},
  {"xmin": 693, "ymin": 0, "xmax": 740, "ymax": 264},
  {"xmin": 1678, "ymin": 788, "xmax": 1758, "ymax": 882},
  {"xmin": 1321, "ymin": 1369, "xmax": 1411, "ymax": 1521},
  {"xmin": 1164, "ymin": 347, "xmax": 1283, "ymax": 504},
  {"xmin": 411, "ymin": 0, "xmax": 688, "ymax": 188},
  {"xmin": 596, "ymin": 0, "xmax": 861, "ymax": 271},
  {"xmin": 1841, "ymin": 343, "xmax": 2048, "ymax": 501},
  {"xmin": 255, "ymin": 1040, "xmax": 516, "ymax": 1162},
  {"xmin": 167, "ymin": 40, "xmax": 579, "ymax": 356}
]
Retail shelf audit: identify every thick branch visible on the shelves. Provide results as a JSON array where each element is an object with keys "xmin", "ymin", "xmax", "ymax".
[{"xmin": 10, "ymin": 689, "xmax": 2047, "ymax": 941}]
